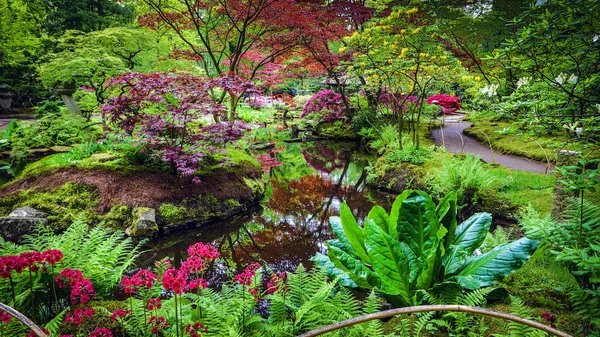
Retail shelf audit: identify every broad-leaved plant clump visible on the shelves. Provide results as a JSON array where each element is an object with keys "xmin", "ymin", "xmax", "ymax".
[{"xmin": 315, "ymin": 190, "xmax": 538, "ymax": 307}]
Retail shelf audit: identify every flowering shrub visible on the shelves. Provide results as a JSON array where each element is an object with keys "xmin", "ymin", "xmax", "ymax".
[
  {"xmin": 103, "ymin": 72, "xmax": 254, "ymax": 180},
  {"xmin": 300, "ymin": 89, "xmax": 346, "ymax": 121},
  {"xmin": 426, "ymin": 93, "xmax": 461, "ymax": 114}
]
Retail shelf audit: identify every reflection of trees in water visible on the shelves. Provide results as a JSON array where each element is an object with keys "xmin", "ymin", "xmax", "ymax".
[{"xmin": 217, "ymin": 149, "xmax": 378, "ymax": 276}]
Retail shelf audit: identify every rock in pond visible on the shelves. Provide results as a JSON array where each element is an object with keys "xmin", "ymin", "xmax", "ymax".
[{"xmin": 126, "ymin": 207, "xmax": 159, "ymax": 237}]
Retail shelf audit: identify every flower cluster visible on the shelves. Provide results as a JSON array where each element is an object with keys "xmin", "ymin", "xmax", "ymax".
[
  {"xmin": 187, "ymin": 242, "xmax": 219, "ymax": 261},
  {"xmin": 162, "ymin": 268, "xmax": 189, "ymax": 294},
  {"xmin": 88, "ymin": 327, "xmax": 113, "ymax": 337},
  {"xmin": 65, "ymin": 307, "xmax": 94, "ymax": 325},
  {"xmin": 186, "ymin": 322, "xmax": 209, "ymax": 337},
  {"xmin": 111, "ymin": 309, "xmax": 130, "ymax": 322},
  {"xmin": 147, "ymin": 298, "xmax": 162, "ymax": 311},
  {"xmin": 120, "ymin": 270, "xmax": 158, "ymax": 294},
  {"xmin": 0, "ymin": 249, "xmax": 63, "ymax": 277},
  {"xmin": 56, "ymin": 268, "xmax": 96, "ymax": 304},
  {"xmin": 234, "ymin": 263, "xmax": 261, "ymax": 286},
  {"xmin": 479, "ymin": 84, "xmax": 499, "ymax": 98},
  {"xmin": 0, "ymin": 310, "xmax": 11, "ymax": 324},
  {"xmin": 426, "ymin": 94, "xmax": 461, "ymax": 114},
  {"xmin": 148, "ymin": 315, "xmax": 169, "ymax": 333},
  {"xmin": 300, "ymin": 89, "xmax": 346, "ymax": 121}
]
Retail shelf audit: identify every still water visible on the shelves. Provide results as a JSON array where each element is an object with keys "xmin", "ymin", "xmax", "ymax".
[{"xmin": 143, "ymin": 140, "xmax": 393, "ymax": 286}]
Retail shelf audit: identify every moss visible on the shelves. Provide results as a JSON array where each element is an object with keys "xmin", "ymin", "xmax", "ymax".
[
  {"xmin": 225, "ymin": 199, "xmax": 241, "ymax": 208},
  {"xmin": 197, "ymin": 148, "xmax": 262, "ymax": 177},
  {"xmin": 102, "ymin": 204, "xmax": 132, "ymax": 230},
  {"xmin": 159, "ymin": 203, "xmax": 189, "ymax": 224},
  {"xmin": 501, "ymin": 245, "xmax": 579, "ymax": 310},
  {"xmin": 314, "ymin": 121, "xmax": 360, "ymax": 140},
  {"xmin": 1, "ymin": 182, "xmax": 100, "ymax": 231},
  {"xmin": 464, "ymin": 120, "xmax": 600, "ymax": 162},
  {"xmin": 243, "ymin": 177, "xmax": 266, "ymax": 197}
]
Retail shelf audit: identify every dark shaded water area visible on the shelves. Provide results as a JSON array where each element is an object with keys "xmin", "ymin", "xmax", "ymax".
[{"xmin": 142, "ymin": 141, "xmax": 394, "ymax": 286}]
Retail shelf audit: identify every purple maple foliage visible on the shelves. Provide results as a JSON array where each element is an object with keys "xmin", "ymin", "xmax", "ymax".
[
  {"xmin": 102, "ymin": 72, "xmax": 254, "ymax": 180},
  {"xmin": 300, "ymin": 89, "xmax": 346, "ymax": 121}
]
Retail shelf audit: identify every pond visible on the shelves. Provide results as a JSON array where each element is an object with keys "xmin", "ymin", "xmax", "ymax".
[{"xmin": 143, "ymin": 140, "xmax": 394, "ymax": 286}]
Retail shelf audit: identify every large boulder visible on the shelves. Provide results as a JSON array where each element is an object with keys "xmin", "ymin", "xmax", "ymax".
[
  {"xmin": 125, "ymin": 207, "xmax": 158, "ymax": 237},
  {"xmin": 0, "ymin": 206, "xmax": 48, "ymax": 242}
]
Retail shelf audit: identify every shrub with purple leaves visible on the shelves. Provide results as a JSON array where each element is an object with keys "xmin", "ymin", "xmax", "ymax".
[
  {"xmin": 102, "ymin": 72, "xmax": 253, "ymax": 180},
  {"xmin": 300, "ymin": 89, "xmax": 346, "ymax": 121}
]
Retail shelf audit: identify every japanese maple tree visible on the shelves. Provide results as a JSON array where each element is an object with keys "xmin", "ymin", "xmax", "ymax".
[{"xmin": 102, "ymin": 72, "xmax": 253, "ymax": 180}]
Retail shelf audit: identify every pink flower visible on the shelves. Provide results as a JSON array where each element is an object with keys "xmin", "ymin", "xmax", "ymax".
[
  {"xmin": 162, "ymin": 268, "xmax": 188, "ymax": 294},
  {"xmin": 148, "ymin": 316, "xmax": 168, "ymax": 333},
  {"xmin": 181, "ymin": 256, "xmax": 204, "ymax": 274},
  {"xmin": 267, "ymin": 272, "xmax": 288, "ymax": 294},
  {"xmin": 147, "ymin": 298, "xmax": 162, "ymax": 311},
  {"xmin": 234, "ymin": 264, "xmax": 260, "ymax": 286},
  {"xmin": 42, "ymin": 249, "xmax": 64, "ymax": 265},
  {"xmin": 187, "ymin": 243, "xmax": 219, "ymax": 261},
  {"xmin": 111, "ymin": 309, "xmax": 130, "ymax": 322},
  {"xmin": 120, "ymin": 275, "xmax": 138, "ymax": 294},
  {"xmin": 132, "ymin": 270, "xmax": 158, "ymax": 288},
  {"xmin": 186, "ymin": 322, "xmax": 208, "ymax": 336},
  {"xmin": 0, "ymin": 310, "xmax": 11, "ymax": 324},
  {"xmin": 25, "ymin": 328, "xmax": 49, "ymax": 337}
]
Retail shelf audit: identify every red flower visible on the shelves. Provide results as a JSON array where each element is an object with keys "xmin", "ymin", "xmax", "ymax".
[
  {"xmin": 66, "ymin": 307, "xmax": 95, "ymax": 325},
  {"xmin": 234, "ymin": 264, "xmax": 260, "ymax": 286},
  {"xmin": 186, "ymin": 322, "xmax": 209, "ymax": 336},
  {"xmin": 181, "ymin": 256, "xmax": 204, "ymax": 274},
  {"xmin": 111, "ymin": 309, "xmax": 130, "ymax": 322},
  {"xmin": 148, "ymin": 316, "xmax": 169, "ymax": 333},
  {"xmin": 426, "ymin": 94, "xmax": 461, "ymax": 114},
  {"xmin": 120, "ymin": 275, "xmax": 138, "ymax": 294},
  {"xmin": 132, "ymin": 270, "xmax": 158, "ymax": 288},
  {"xmin": 0, "ymin": 310, "xmax": 11, "ymax": 324},
  {"xmin": 162, "ymin": 268, "xmax": 188, "ymax": 294},
  {"xmin": 42, "ymin": 249, "xmax": 64, "ymax": 265},
  {"xmin": 88, "ymin": 327, "xmax": 113, "ymax": 337},
  {"xmin": 187, "ymin": 243, "xmax": 219, "ymax": 261},
  {"xmin": 147, "ymin": 298, "xmax": 162, "ymax": 311}
]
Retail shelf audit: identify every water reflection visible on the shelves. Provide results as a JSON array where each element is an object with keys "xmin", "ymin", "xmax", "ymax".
[{"xmin": 145, "ymin": 141, "xmax": 393, "ymax": 285}]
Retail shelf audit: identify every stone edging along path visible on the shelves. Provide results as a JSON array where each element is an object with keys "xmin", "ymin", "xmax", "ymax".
[{"xmin": 430, "ymin": 114, "xmax": 552, "ymax": 174}]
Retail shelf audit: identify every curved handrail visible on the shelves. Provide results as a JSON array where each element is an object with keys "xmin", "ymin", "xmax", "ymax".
[
  {"xmin": 297, "ymin": 304, "xmax": 572, "ymax": 337},
  {"xmin": 0, "ymin": 302, "xmax": 47, "ymax": 337}
]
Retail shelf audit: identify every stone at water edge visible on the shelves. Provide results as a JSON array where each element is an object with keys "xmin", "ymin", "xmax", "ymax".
[
  {"xmin": 125, "ymin": 207, "xmax": 159, "ymax": 237},
  {"xmin": 0, "ymin": 206, "xmax": 48, "ymax": 242},
  {"xmin": 9, "ymin": 206, "xmax": 48, "ymax": 218}
]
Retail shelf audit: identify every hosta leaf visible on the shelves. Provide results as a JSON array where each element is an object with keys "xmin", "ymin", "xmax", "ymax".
[
  {"xmin": 339, "ymin": 202, "xmax": 370, "ymax": 263},
  {"xmin": 365, "ymin": 219, "xmax": 412, "ymax": 305},
  {"xmin": 453, "ymin": 238, "xmax": 539, "ymax": 289}
]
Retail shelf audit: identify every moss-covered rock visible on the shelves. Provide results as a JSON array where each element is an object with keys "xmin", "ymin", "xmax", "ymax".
[
  {"xmin": 126, "ymin": 207, "xmax": 158, "ymax": 237},
  {"xmin": 103, "ymin": 204, "xmax": 132, "ymax": 230},
  {"xmin": 159, "ymin": 203, "xmax": 188, "ymax": 224},
  {"xmin": 314, "ymin": 121, "xmax": 360, "ymax": 140}
]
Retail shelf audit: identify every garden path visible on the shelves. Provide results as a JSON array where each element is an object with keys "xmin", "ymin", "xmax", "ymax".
[{"xmin": 431, "ymin": 114, "xmax": 552, "ymax": 174}]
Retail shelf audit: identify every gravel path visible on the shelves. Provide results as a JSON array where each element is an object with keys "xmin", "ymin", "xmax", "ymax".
[{"xmin": 431, "ymin": 114, "xmax": 551, "ymax": 174}]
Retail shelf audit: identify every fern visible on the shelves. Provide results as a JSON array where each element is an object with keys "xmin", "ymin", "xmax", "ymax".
[{"xmin": 491, "ymin": 296, "xmax": 547, "ymax": 337}]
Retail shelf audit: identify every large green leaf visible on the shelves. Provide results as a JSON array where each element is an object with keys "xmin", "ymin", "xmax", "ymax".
[
  {"xmin": 368, "ymin": 205, "xmax": 390, "ymax": 234},
  {"xmin": 388, "ymin": 189, "xmax": 413, "ymax": 240},
  {"xmin": 329, "ymin": 216, "xmax": 353, "ymax": 253},
  {"xmin": 328, "ymin": 240, "xmax": 379, "ymax": 289},
  {"xmin": 312, "ymin": 252, "xmax": 358, "ymax": 288},
  {"xmin": 339, "ymin": 202, "xmax": 370, "ymax": 263},
  {"xmin": 364, "ymin": 219, "xmax": 412, "ymax": 305},
  {"xmin": 436, "ymin": 192, "xmax": 457, "ymax": 252},
  {"xmin": 452, "ymin": 238, "xmax": 539, "ymax": 289},
  {"xmin": 452, "ymin": 212, "xmax": 492, "ymax": 256},
  {"xmin": 396, "ymin": 191, "xmax": 440, "ymax": 258}
]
